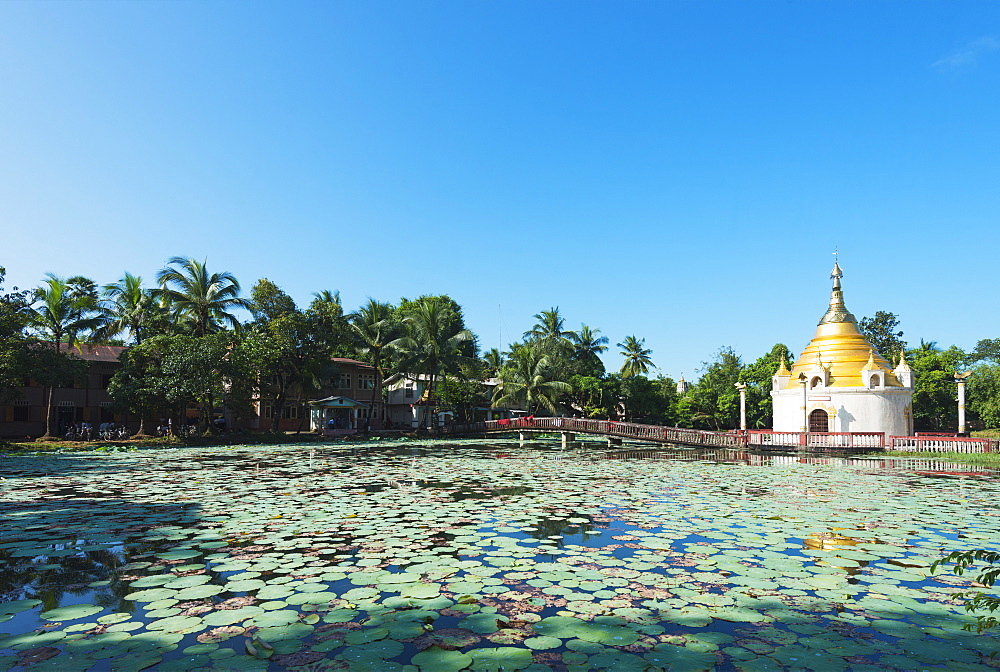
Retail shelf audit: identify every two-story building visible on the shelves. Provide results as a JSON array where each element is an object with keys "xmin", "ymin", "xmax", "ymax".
[
  {"xmin": 251, "ymin": 357, "xmax": 379, "ymax": 432},
  {"xmin": 0, "ymin": 345, "xmax": 134, "ymax": 439}
]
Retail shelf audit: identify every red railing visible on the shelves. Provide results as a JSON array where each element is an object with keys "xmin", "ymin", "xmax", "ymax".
[
  {"xmin": 747, "ymin": 430, "xmax": 885, "ymax": 448},
  {"xmin": 441, "ymin": 418, "xmax": 997, "ymax": 453},
  {"xmin": 888, "ymin": 435, "xmax": 997, "ymax": 453}
]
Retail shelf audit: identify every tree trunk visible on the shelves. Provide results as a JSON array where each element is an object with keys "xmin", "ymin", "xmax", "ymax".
[{"xmin": 42, "ymin": 385, "xmax": 55, "ymax": 439}]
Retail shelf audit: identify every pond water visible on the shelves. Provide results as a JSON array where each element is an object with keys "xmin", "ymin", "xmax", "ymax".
[{"xmin": 1, "ymin": 439, "xmax": 999, "ymax": 671}]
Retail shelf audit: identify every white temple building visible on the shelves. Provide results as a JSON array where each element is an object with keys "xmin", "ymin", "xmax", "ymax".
[{"xmin": 771, "ymin": 263, "xmax": 914, "ymax": 435}]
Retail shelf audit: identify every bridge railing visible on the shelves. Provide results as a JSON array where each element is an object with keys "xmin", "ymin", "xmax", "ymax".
[
  {"xmin": 747, "ymin": 430, "xmax": 885, "ymax": 448},
  {"xmin": 888, "ymin": 435, "xmax": 997, "ymax": 453}
]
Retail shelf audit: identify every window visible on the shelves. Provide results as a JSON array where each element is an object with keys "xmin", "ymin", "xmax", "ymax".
[
  {"xmin": 100, "ymin": 374, "xmax": 113, "ymax": 389},
  {"xmin": 358, "ymin": 374, "xmax": 375, "ymax": 390},
  {"xmin": 13, "ymin": 400, "xmax": 28, "ymax": 422},
  {"xmin": 262, "ymin": 401, "xmax": 301, "ymax": 420},
  {"xmin": 868, "ymin": 375, "xmax": 880, "ymax": 389},
  {"xmin": 810, "ymin": 377, "xmax": 822, "ymax": 389},
  {"xmin": 404, "ymin": 382, "xmax": 415, "ymax": 399},
  {"xmin": 336, "ymin": 374, "xmax": 351, "ymax": 389}
]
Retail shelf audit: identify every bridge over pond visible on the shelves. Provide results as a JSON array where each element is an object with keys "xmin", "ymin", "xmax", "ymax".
[{"xmin": 440, "ymin": 416, "xmax": 997, "ymax": 453}]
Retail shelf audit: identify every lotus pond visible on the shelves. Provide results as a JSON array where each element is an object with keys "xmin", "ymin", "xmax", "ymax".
[{"xmin": 2, "ymin": 439, "xmax": 1000, "ymax": 671}]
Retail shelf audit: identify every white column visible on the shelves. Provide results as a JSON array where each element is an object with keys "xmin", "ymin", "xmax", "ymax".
[
  {"xmin": 735, "ymin": 383, "xmax": 747, "ymax": 431},
  {"xmin": 957, "ymin": 377, "xmax": 968, "ymax": 435}
]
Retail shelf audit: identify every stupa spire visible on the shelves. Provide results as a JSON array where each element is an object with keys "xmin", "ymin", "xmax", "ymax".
[{"xmin": 818, "ymin": 261, "xmax": 856, "ymax": 325}]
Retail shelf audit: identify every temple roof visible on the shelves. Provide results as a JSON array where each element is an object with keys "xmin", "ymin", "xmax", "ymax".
[{"xmin": 784, "ymin": 265, "xmax": 901, "ymax": 389}]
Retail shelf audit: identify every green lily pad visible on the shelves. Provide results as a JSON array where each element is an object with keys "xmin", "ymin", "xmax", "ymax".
[{"xmin": 39, "ymin": 603, "xmax": 103, "ymax": 621}]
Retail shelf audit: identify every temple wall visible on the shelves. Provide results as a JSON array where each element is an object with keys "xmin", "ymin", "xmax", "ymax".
[{"xmin": 772, "ymin": 387, "xmax": 913, "ymax": 436}]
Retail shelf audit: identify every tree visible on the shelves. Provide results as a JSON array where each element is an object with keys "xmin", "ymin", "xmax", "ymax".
[
  {"xmin": 617, "ymin": 335, "xmax": 654, "ymax": 378},
  {"xmin": 244, "ymin": 280, "xmax": 337, "ymax": 432},
  {"xmin": 107, "ymin": 335, "xmax": 174, "ymax": 436},
  {"xmin": 95, "ymin": 273, "xmax": 165, "ymax": 345},
  {"xmin": 966, "ymin": 363, "xmax": 1000, "ymax": 429},
  {"xmin": 932, "ymin": 550, "xmax": 1000, "ymax": 633},
  {"xmin": 392, "ymin": 298, "xmax": 475, "ymax": 426},
  {"xmin": 524, "ymin": 307, "xmax": 574, "ymax": 351},
  {"xmin": 685, "ymin": 347, "xmax": 743, "ymax": 430},
  {"xmin": 0, "ymin": 266, "xmax": 32, "ymax": 404},
  {"xmin": 248, "ymin": 278, "xmax": 298, "ymax": 323},
  {"xmin": 493, "ymin": 344, "xmax": 571, "ymax": 414},
  {"xmin": 569, "ymin": 325, "xmax": 608, "ymax": 377},
  {"xmin": 155, "ymin": 257, "xmax": 248, "ymax": 336},
  {"xmin": 740, "ymin": 344, "xmax": 794, "ymax": 429},
  {"xmin": 157, "ymin": 333, "xmax": 235, "ymax": 433},
  {"xmin": 969, "ymin": 338, "xmax": 1000, "ymax": 365},
  {"xmin": 307, "ymin": 290, "xmax": 353, "ymax": 358},
  {"xmin": 30, "ymin": 274, "xmax": 103, "ymax": 438},
  {"xmin": 859, "ymin": 311, "xmax": 906, "ymax": 363},
  {"xmin": 482, "ymin": 348, "xmax": 505, "ymax": 378},
  {"xmin": 349, "ymin": 299, "xmax": 402, "ymax": 423},
  {"xmin": 909, "ymin": 344, "xmax": 966, "ymax": 431}
]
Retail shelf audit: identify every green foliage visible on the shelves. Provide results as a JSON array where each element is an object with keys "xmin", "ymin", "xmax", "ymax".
[
  {"xmin": 909, "ymin": 343, "xmax": 966, "ymax": 431},
  {"xmin": 0, "ymin": 267, "xmax": 33, "ymax": 404},
  {"xmin": 569, "ymin": 375, "xmax": 618, "ymax": 419},
  {"xmin": 155, "ymin": 257, "xmax": 249, "ymax": 336},
  {"xmin": 931, "ymin": 550, "xmax": 1000, "ymax": 633},
  {"xmin": 248, "ymin": 278, "xmax": 297, "ymax": 323},
  {"xmin": 617, "ymin": 335, "xmax": 653, "ymax": 378},
  {"xmin": 859, "ymin": 311, "xmax": 906, "ymax": 363},
  {"xmin": 967, "ymin": 363, "xmax": 1000, "ymax": 429},
  {"xmin": 393, "ymin": 298, "xmax": 475, "ymax": 415},
  {"xmin": 493, "ymin": 344, "xmax": 571, "ymax": 414},
  {"xmin": 620, "ymin": 375, "xmax": 679, "ymax": 424},
  {"xmin": 684, "ymin": 347, "xmax": 743, "ymax": 430},
  {"xmin": 95, "ymin": 273, "xmax": 167, "ymax": 345},
  {"xmin": 740, "ymin": 344, "xmax": 794, "ymax": 429},
  {"xmin": 437, "ymin": 360, "xmax": 490, "ymax": 422}
]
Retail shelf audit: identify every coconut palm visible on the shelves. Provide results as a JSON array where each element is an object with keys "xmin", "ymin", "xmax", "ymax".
[
  {"xmin": 94, "ymin": 273, "xmax": 165, "ymax": 345},
  {"xmin": 31, "ymin": 274, "xmax": 103, "ymax": 437},
  {"xmin": 482, "ymin": 348, "xmax": 505, "ymax": 378},
  {"xmin": 570, "ymin": 324, "xmax": 609, "ymax": 359},
  {"xmin": 155, "ymin": 257, "xmax": 248, "ymax": 336},
  {"xmin": 492, "ymin": 344, "xmax": 571, "ymax": 414},
  {"xmin": 392, "ymin": 299, "xmax": 473, "ymax": 427},
  {"xmin": 349, "ymin": 299, "xmax": 402, "ymax": 422},
  {"xmin": 618, "ymin": 335, "xmax": 654, "ymax": 378},
  {"xmin": 524, "ymin": 307, "xmax": 574, "ymax": 350}
]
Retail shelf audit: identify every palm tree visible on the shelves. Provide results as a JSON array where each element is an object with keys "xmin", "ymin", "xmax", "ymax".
[
  {"xmin": 492, "ymin": 345, "xmax": 571, "ymax": 414},
  {"xmin": 618, "ymin": 335, "xmax": 654, "ymax": 378},
  {"xmin": 155, "ymin": 257, "xmax": 248, "ymax": 336},
  {"xmin": 482, "ymin": 348, "xmax": 505, "ymax": 378},
  {"xmin": 31, "ymin": 274, "xmax": 103, "ymax": 438},
  {"xmin": 94, "ymin": 273, "xmax": 164, "ymax": 345},
  {"xmin": 570, "ymin": 324, "xmax": 609, "ymax": 359},
  {"xmin": 349, "ymin": 299, "xmax": 401, "ymax": 424},
  {"xmin": 524, "ymin": 307, "xmax": 574, "ymax": 350},
  {"xmin": 392, "ymin": 299, "xmax": 473, "ymax": 428}
]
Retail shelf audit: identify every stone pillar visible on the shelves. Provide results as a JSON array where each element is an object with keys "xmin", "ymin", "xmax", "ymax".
[
  {"xmin": 607, "ymin": 437, "xmax": 622, "ymax": 447},
  {"xmin": 735, "ymin": 382, "xmax": 747, "ymax": 431},
  {"xmin": 561, "ymin": 432, "xmax": 575, "ymax": 448},
  {"xmin": 957, "ymin": 376, "xmax": 968, "ymax": 436}
]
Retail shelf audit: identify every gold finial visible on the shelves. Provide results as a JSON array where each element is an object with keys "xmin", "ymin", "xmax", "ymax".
[
  {"xmin": 862, "ymin": 348, "xmax": 879, "ymax": 371},
  {"xmin": 819, "ymin": 261, "xmax": 855, "ymax": 325},
  {"xmin": 776, "ymin": 353, "xmax": 790, "ymax": 376}
]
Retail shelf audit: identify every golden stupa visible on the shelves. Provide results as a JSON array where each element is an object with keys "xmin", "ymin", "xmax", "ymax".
[{"xmin": 784, "ymin": 263, "xmax": 900, "ymax": 389}]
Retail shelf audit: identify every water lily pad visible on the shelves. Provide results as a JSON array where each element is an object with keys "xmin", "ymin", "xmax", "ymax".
[
  {"xmin": 412, "ymin": 646, "xmax": 472, "ymax": 671},
  {"xmin": 39, "ymin": 604, "xmax": 102, "ymax": 621}
]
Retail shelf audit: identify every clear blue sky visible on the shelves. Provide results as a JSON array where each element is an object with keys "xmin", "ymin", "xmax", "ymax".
[{"xmin": 2, "ymin": 1, "xmax": 998, "ymax": 378}]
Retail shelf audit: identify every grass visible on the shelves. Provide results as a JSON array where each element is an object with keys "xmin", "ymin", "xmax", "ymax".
[{"xmin": 0, "ymin": 431, "xmax": 323, "ymax": 453}]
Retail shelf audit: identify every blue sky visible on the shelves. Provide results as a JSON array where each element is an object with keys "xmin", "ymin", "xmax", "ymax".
[{"xmin": 1, "ymin": 1, "xmax": 998, "ymax": 378}]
